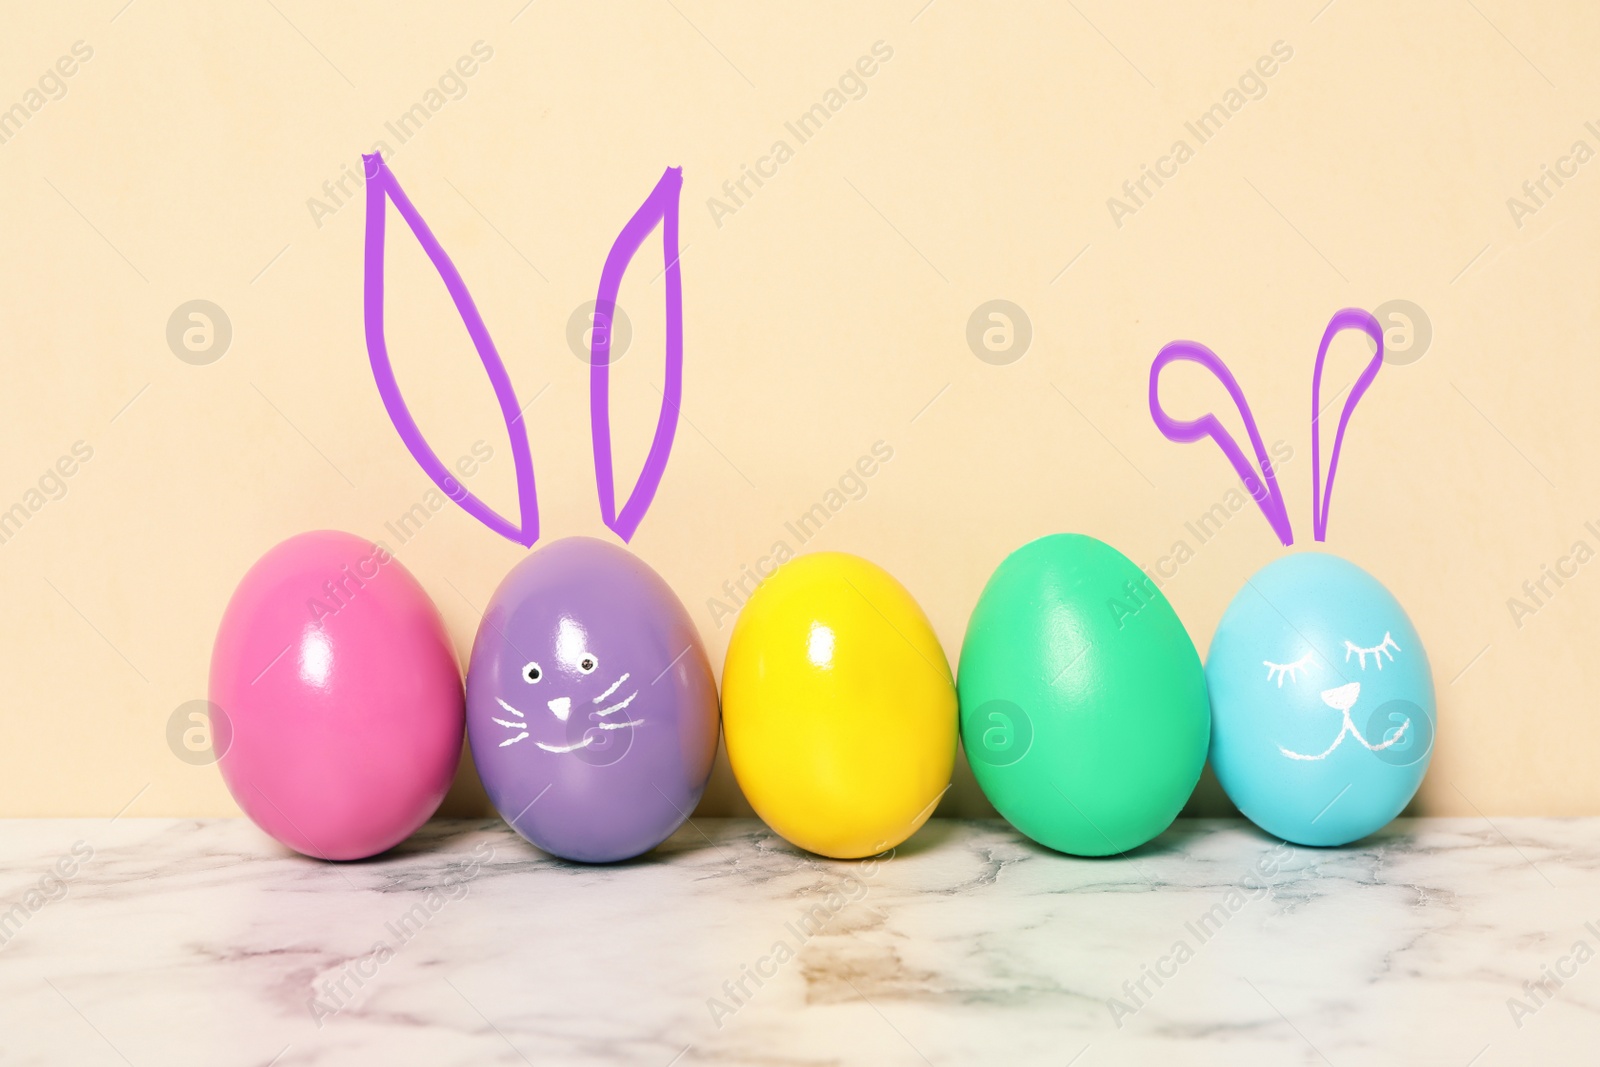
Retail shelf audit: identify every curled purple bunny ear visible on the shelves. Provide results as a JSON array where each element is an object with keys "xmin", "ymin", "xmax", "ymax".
[
  {"xmin": 362, "ymin": 153, "xmax": 539, "ymax": 547},
  {"xmin": 1150, "ymin": 339, "xmax": 1294, "ymax": 546},
  {"xmin": 1311, "ymin": 308, "xmax": 1384, "ymax": 542},
  {"xmin": 590, "ymin": 167, "xmax": 684, "ymax": 543}
]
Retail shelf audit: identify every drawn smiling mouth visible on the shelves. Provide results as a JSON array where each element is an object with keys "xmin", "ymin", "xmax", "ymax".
[
  {"xmin": 533, "ymin": 735, "xmax": 595, "ymax": 754},
  {"xmin": 1278, "ymin": 682, "xmax": 1410, "ymax": 762},
  {"xmin": 492, "ymin": 672, "xmax": 644, "ymax": 753}
]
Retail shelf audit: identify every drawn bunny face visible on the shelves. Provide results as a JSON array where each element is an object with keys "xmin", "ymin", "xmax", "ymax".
[
  {"xmin": 359, "ymin": 154, "xmax": 720, "ymax": 863},
  {"xmin": 1150, "ymin": 309, "xmax": 1437, "ymax": 846},
  {"xmin": 1205, "ymin": 552, "xmax": 1435, "ymax": 844},
  {"xmin": 1250, "ymin": 565, "xmax": 1428, "ymax": 768},
  {"xmin": 484, "ymin": 602, "xmax": 643, "ymax": 763},
  {"xmin": 464, "ymin": 537, "xmax": 719, "ymax": 864}
]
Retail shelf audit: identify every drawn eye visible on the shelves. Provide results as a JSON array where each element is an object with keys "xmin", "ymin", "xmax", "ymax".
[
  {"xmin": 1263, "ymin": 653, "xmax": 1314, "ymax": 687},
  {"xmin": 522, "ymin": 662, "xmax": 542, "ymax": 684},
  {"xmin": 578, "ymin": 654, "xmax": 598, "ymax": 674},
  {"xmin": 1344, "ymin": 632, "xmax": 1400, "ymax": 670}
]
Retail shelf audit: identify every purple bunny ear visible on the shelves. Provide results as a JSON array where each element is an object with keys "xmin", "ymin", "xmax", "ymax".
[
  {"xmin": 1311, "ymin": 308, "xmax": 1384, "ymax": 542},
  {"xmin": 1150, "ymin": 339, "xmax": 1294, "ymax": 546},
  {"xmin": 590, "ymin": 167, "xmax": 685, "ymax": 543},
  {"xmin": 362, "ymin": 153, "xmax": 539, "ymax": 547}
]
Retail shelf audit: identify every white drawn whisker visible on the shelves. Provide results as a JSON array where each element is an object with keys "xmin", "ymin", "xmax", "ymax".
[
  {"xmin": 499, "ymin": 731, "xmax": 530, "ymax": 747},
  {"xmin": 492, "ymin": 717, "xmax": 525, "ymax": 730},
  {"xmin": 594, "ymin": 691, "xmax": 638, "ymax": 717},
  {"xmin": 595, "ymin": 718, "xmax": 643, "ymax": 730},
  {"xmin": 593, "ymin": 672, "xmax": 631, "ymax": 703},
  {"xmin": 496, "ymin": 697, "xmax": 526, "ymax": 719}
]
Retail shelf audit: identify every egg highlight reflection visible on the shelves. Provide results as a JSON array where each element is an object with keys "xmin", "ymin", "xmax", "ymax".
[
  {"xmin": 465, "ymin": 537, "xmax": 719, "ymax": 863},
  {"xmin": 1206, "ymin": 552, "xmax": 1435, "ymax": 846},
  {"xmin": 722, "ymin": 552, "xmax": 958, "ymax": 859}
]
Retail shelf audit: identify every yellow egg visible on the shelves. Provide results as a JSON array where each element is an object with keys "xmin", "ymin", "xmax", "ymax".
[{"xmin": 722, "ymin": 552, "xmax": 957, "ymax": 858}]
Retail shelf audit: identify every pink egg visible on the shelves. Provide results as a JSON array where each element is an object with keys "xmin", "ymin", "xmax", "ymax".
[{"xmin": 210, "ymin": 530, "xmax": 463, "ymax": 860}]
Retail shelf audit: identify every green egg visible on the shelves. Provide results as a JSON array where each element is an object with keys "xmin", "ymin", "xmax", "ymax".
[{"xmin": 958, "ymin": 534, "xmax": 1210, "ymax": 855}]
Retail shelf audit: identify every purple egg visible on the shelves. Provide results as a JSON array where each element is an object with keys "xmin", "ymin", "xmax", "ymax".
[{"xmin": 465, "ymin": 536, "xmax": 719, "ymax": 862}]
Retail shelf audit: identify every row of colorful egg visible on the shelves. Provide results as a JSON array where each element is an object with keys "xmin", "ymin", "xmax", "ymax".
[{"xmin": 211, "ymin": 528, "xmax": 1434, "ymax": 863}]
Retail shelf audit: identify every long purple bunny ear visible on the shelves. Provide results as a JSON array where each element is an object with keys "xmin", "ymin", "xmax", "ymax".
[
  {"xmin": 362, "ymin": 153, "xmax": 539, "ymax": 547},
  {"xmin": 1311, "ymin": 308, "xmax": 1384, "ymax": 542},
  {"xmin": 590, "ymin": 167, "xmax": 684, "ymax": 542},
  {"xmin": 1150, "ymin": 339, "xmax": 1294, "ymax": 546}
]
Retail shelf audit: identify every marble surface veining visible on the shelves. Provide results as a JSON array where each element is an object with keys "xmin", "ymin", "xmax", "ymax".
[{"xmin": 0, "ymin": 817, "xmax": 1595, "ymax": 1065}]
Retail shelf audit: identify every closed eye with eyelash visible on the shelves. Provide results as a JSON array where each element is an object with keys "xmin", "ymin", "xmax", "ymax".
[
  {"xmin": 1263, "ymin": 653, "xmax": 1314, "ymax": 687},
  {"xmin": 1344, "ymin": 632, "xmax": 1400, "ymax": 670}
]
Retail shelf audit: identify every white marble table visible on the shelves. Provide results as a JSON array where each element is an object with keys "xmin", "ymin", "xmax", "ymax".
[{"xmin": 0, "ymin": 817, "xmax": 1593, "ymax": 1065}]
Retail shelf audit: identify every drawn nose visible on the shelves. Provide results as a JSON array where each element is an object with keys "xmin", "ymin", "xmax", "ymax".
[
  {"xmin": 1320, "ymin": 682, "xmax": 1360, "ymax": 712},
  {"xmin": 547, "ymin": 696, "xmax": 572, "ymax": 721}
]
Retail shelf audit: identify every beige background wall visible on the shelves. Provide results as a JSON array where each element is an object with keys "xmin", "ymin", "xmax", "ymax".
[{"xmin": 1, "ymin": 1, "xmax": 1593, "ymax": 820}]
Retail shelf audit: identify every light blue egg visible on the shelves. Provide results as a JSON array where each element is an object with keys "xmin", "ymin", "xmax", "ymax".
[{"xmin": 1206, "ymin": 552, "xmax": 1435, "ymax": 846}]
